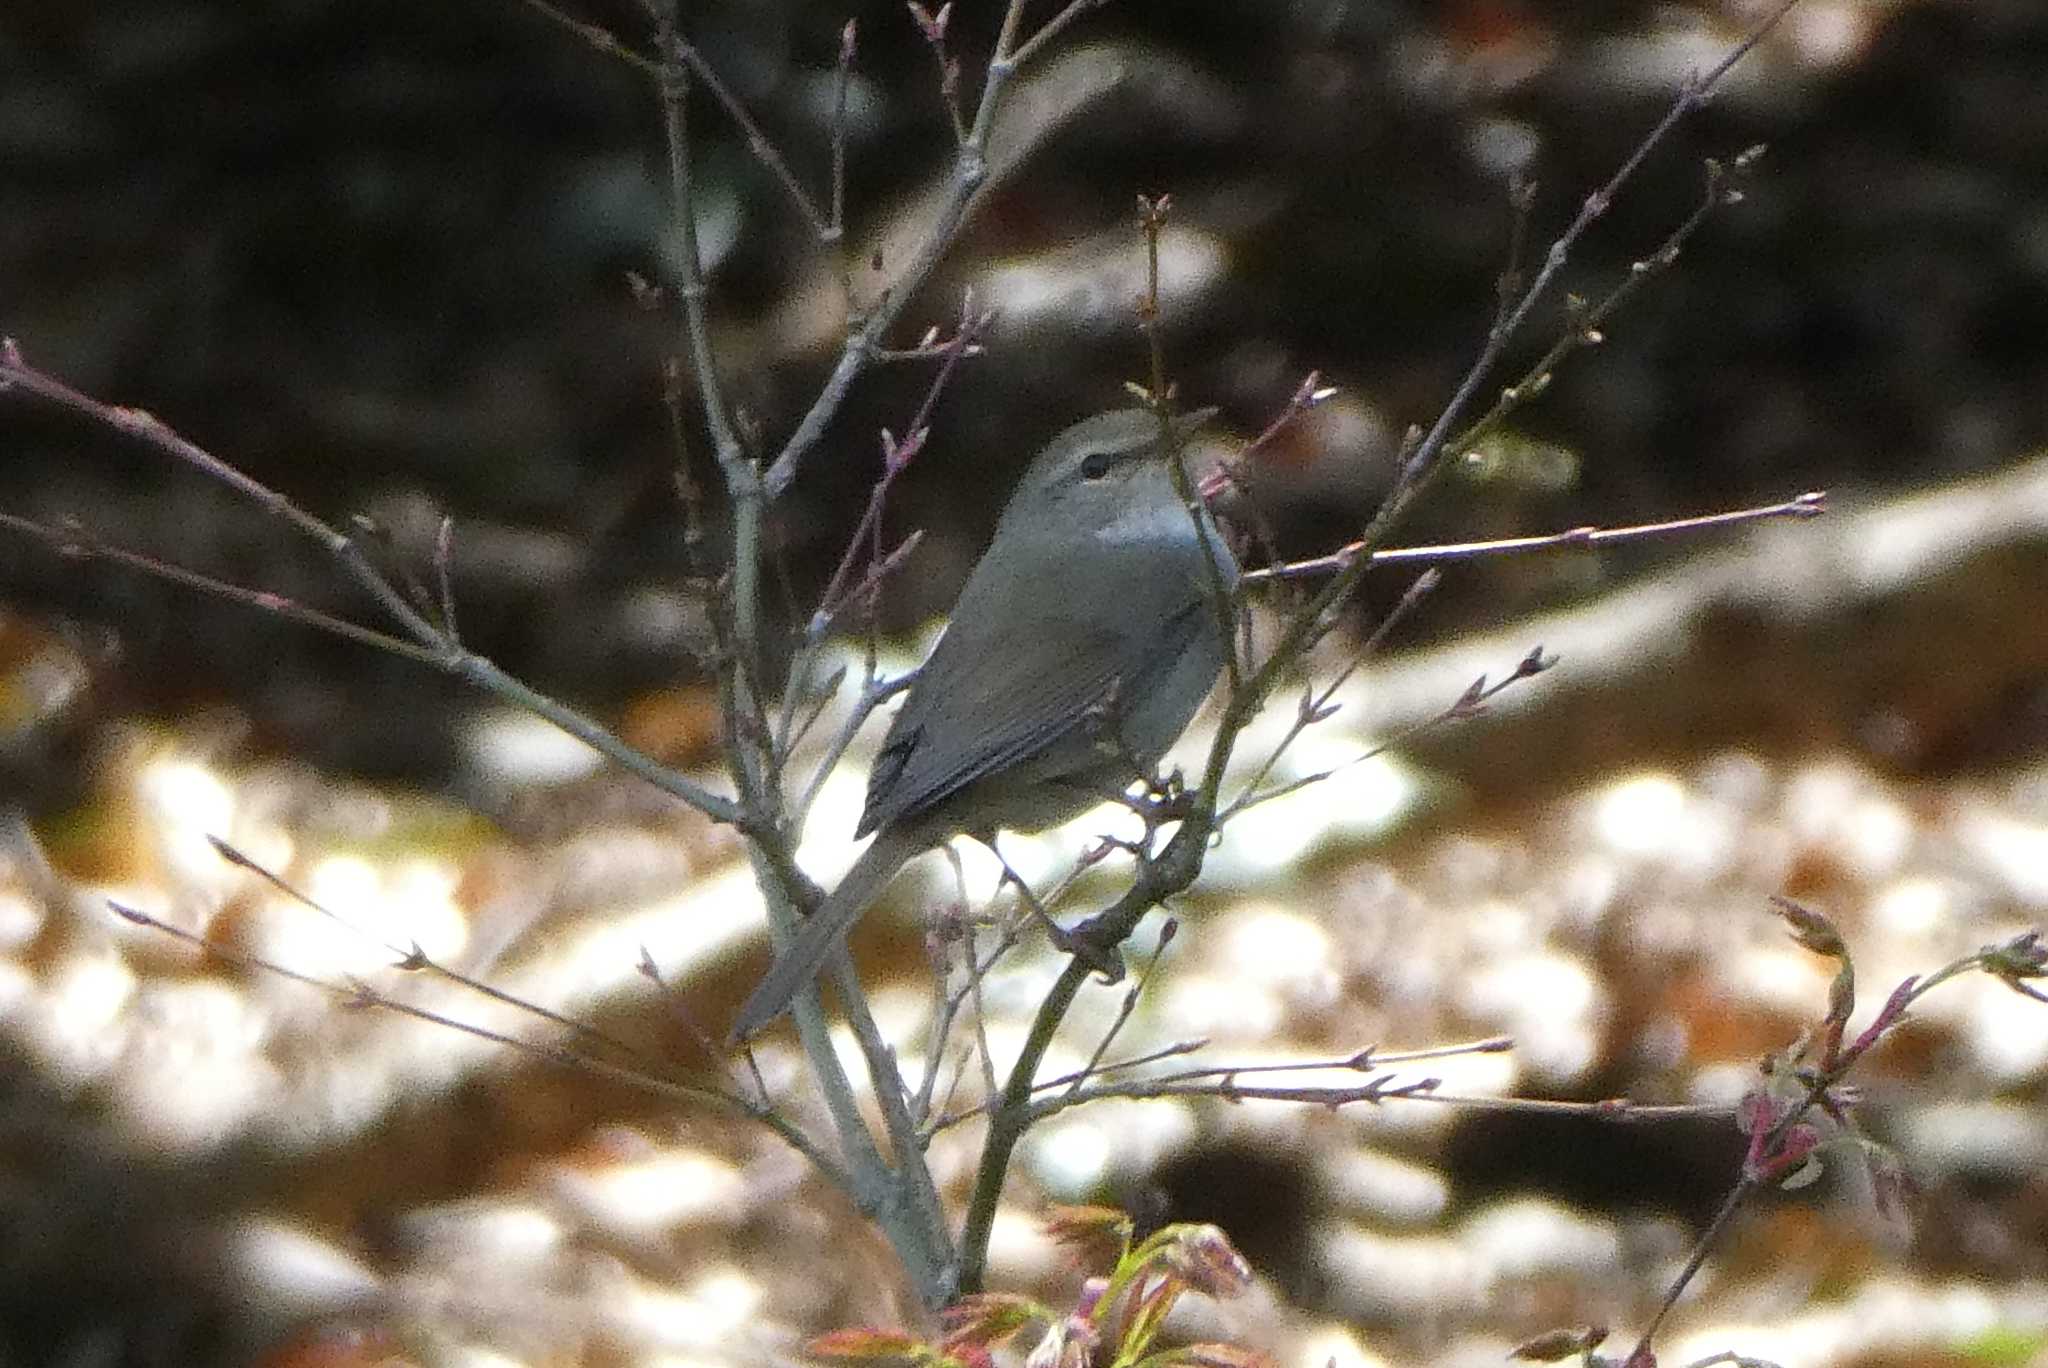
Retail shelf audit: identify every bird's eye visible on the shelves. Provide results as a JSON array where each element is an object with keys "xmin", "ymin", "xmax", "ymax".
[{"xmin": 1079, "ymin": 450, "xmax": 1113, "ymax": 480}]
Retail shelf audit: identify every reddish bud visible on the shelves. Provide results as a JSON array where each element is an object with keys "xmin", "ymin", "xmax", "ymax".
[
  {"xmin": 1772, "ymin": 895, "xmax": 1845, "ymax": 958},
  {"xmin": 1156, "ymin": 1223, "xmax": 1253, "ymax": 1299},
  {"xmin": 1983, "ymin": 930, "xmax": 2048, "ymax": 1002},
  {"xmin": 1735, "ymin": 1087, "xmax": 1778, "ymax": 1137}
]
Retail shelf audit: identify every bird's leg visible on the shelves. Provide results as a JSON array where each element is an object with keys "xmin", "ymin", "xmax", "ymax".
[
  {"xmin": 939, "ymin": 840, "xmax": 972, "ymax": 920},
  {"xmin": 1082, "ymin": 681, "xmax": 1198, "ymax": 832},
  {"xmin": 928, "ymin": 839, "xmax": 975, "ymax": 978},
  {"xmin": 982, "ymin": 835, "xmax": 1124, "ymax": 982}
]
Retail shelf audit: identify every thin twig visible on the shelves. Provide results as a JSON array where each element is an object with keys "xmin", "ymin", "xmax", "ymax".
[
  {"xmin": 104, "ymin": 898, "xmax": 852, "ymax": 1195},
  {"xmin": 1063, "ymin": 922, "xmax": 1176, "ymax": 1099},
  {"xmin": 651, "ymin": 3, "xmax": 759, "ymax": 696},
  {"xmin": 1135, "ymin": 193, "xmax": 1242, "ymax": 695},
  {"xmin": 510, "ymin": 0, "xmax": 659, "ymax": 75},
  {"xmin": 1491, "ymin": 168, "xmax": 1540, "ymax": 335},
  {"xmin": 0, "ymin": 344, "xmax": 749, "ymax": 829},
  {"xmin": 875, "ymin": 337, "xmax": 989, "ymax": 363},
  {"xmin": 965, "ymin": 923, "xmax": 1002, "ymax": 1102},
  {"xmin": 806, "ymin": 301, "xmax": 991, "ymax": 646},
  {"xmin": 1215, "ymin": 567, "xmax": 1441, "ymax": 824},
  {"xmin": 831, "ymin": 19, "xmax": 855, "ymax": 238},
  {"xmin": 908, "ymin": 3, "xmax": 969, "ymax": 146},
  {"xmin": 638, "ymin": 946, "xmax": 774, "ymax": 1108},
  {"xmin": 1006, "ymin": 0, "xmax": 1114, "ymax": 71},
  {"xmin": 1245, "ymin": 491, "xmax": 1827, "ymax": 584},
  {"xmin": 778, "ymin": 301, "xmax": 989, "ymax": 765},
  {"xmin": 1024, "ymin": 1070, "xmax": 1444, "ymax": 1123},
  {"xmin": 0, "ymin": 510, "xmax": 441, "ymax": 664},
  {"xmin": 655, "ymin": 17, "xmax": 834, "ymax": 242},
  {"xmin": 433, "ymin": 515, "xmax": 461, "ymax": 645},
  {"xmin": 1221, "ymin": 644, "xmax": 1552, "ymax": 822},
  {"xmin": 955, "ymin": 0, "xmax": 1805, "ymax": 1293},
  {"xmin": 207, "ymin": 833, "xmax": 663, "ymax": 1072},
  {"xmin": 790, "ymin": 666, "xmax": 917, "ymax": 829},
  {"xmin": 761, "ymin": 0, "xmax": 1095, "ymax": 497},
  {"xmin": 1195, "ymin": 369, "xmax": 1337, "ymax": 505}
]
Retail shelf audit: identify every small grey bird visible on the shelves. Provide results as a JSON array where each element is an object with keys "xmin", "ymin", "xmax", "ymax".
[{"xmin": 731, "ymin": 407, "xmax": 1238, "ymax": 1039}]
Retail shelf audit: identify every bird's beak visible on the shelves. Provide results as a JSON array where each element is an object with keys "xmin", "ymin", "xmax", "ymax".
[
  {"xmin": 1108, "ymin": 407, "xmax": 1220, "ymax": 473},
  {"xmin": 1131, "ymin": 406, "xmax": 1219, "ymax": 466}
]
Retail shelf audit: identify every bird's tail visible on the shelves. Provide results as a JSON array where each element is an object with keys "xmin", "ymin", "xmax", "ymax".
[{"xmin": 729, "ymin": 827, "xmax": 922, "ymax": 1041}]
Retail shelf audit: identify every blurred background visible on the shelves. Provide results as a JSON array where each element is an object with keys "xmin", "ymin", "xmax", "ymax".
[
  {"xmin": 5, "ymin": 0, "xmax": 2045, "ymax": 787},
  {"xmin": 3, "ymin": 1, "xmax": 2048, "ymax": 1365}
]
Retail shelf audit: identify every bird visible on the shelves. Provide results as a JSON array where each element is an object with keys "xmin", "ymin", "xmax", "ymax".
[{"xmin": 731, "ymin": 406, "xmax": 1238, "ymax": 1039}]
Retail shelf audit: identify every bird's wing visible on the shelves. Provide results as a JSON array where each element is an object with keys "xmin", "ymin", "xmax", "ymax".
[{"xmin": 857, "ymin": 605, "xmax": 1140, "ymax": 836}]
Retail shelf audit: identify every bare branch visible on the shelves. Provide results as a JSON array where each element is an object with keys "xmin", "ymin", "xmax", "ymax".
[
  {"xmin": 1196, "ymin": 369, "xmax": 1337, "ymax": 505},
  {"xmin": 206, "ymin": 834, "xmax": 660, "ymax": 1071},
  {"xmin": 908, "ymin": 3, "xmax": 969, "ymax": 146},
  {"xmin": 1223, "ymin": 646, "xmax": 1552, "ymax": 821},
  {"xmin": 509, "ymin": 0, "xmax": 659, "ymax": 75},
  {"xmin": 0, "ymin": 342, "xmax": 749, "ymax": 830},
  {"xmin": 655, "ymin": 15, "xmax": 834, "ymax": 243},
  {"xmin": 1213, "ymin": 567, "xmax": 1443, "ymax": 824},
  {"xmin": 1135, "ymin": 193, "xmax": 1241, "ymax": 695},
  {"xmin": 1246, "ymin": 491, "xmax": 1828, "ymax": 584},
  {"xmin": 433, "ymin": 515, "xmax": 461, "ymax": 646},
  {"xmin": 1006, "ymin": 0, "xmax": 1115, "ymax": 72},
  {"xmin": 1395, "ymin": 0, "xmax": 1801, "ymax": 500},
  {"xmin": 0, "ymin": 508, "xmax": 442, "ymax": 665},
  {"xmin": 761, "ymin": 0, "xmax": 1114, "ymax": 497},
  {"xmin": 103, "ymin": 897, "xmax": 853, "ymax": 1196},
  {"xmin": 831, "ymin": 19, "xmax": 856, "ymax": 238}
]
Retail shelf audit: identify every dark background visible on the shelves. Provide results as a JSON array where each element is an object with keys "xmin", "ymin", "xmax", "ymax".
[{"xmin": 3, "ymin": 0, "xmax": 2046, "ymax": 786}]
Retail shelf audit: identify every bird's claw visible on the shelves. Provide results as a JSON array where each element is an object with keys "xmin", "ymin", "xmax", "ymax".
[{"xmin": 1050, "ymin": 920, "xmax": 1125, "ymax": 984}]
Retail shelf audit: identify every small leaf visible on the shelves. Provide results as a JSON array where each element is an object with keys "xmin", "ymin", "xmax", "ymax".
[
  {"xmin": 1022, "ymin": 1318, "xmax": 1096, "ymax": 1368},
  {"xmin": 1043, "ymin": 1205, "xmax": 1133, "ymax": 1271},
  {"xmin": 1509, "ymin": 1325, "xmax": 1608, "ymax": 1361},
  {"xmin": 940, "ymin": 1294, "xmax": 1047, "ymax": 1351},
  {"xmin": 809, "ymin": 1328, "xmax": 930, "ymax": 1364},
  {"xmin": 1141, "ymin": 1345, "xmax": 1277, "ymax": 1368}
]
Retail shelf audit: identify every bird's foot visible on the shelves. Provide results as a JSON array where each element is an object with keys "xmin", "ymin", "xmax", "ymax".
[{"xmin": 1048, "ymin": 919, "xmax": 1126, "ymax": 984}]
